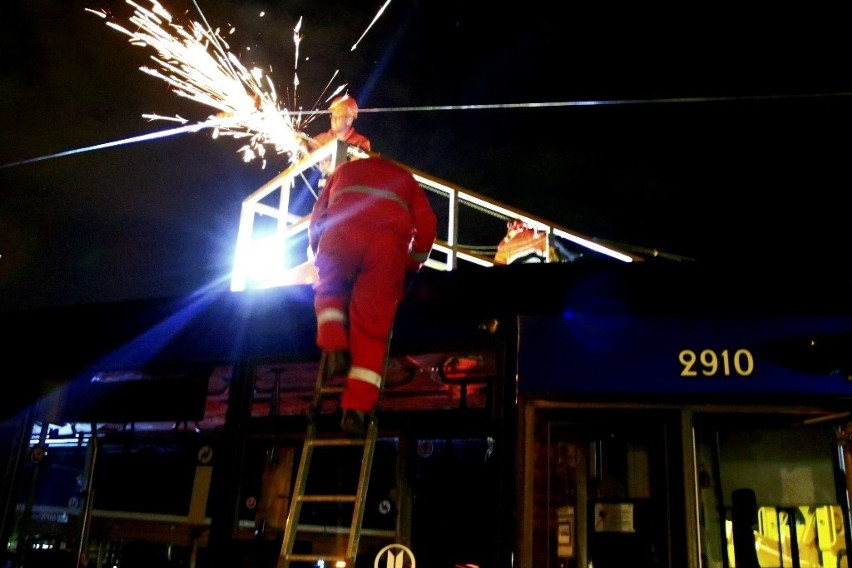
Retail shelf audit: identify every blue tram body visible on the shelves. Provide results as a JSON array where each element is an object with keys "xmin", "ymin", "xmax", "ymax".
[{"xmin": 1, "ymin": 260, "xmax": 852, "ymax": 568}]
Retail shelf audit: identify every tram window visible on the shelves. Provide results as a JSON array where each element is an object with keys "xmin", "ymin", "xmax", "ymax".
[
  {"xmin": 11, "ymin": 436, "xmax": 203, "ymax": 568},
  {"xmin": 17, "ymin": 444, "xmax": 87, "ymax": 513},
  {"xmin": 92, "ymin": 442, "xmax": 198, "ymax": 516},
  {"xmin": 718, "ymin": 427, "xmax": 837, "ymax": 507},
  {"xmin": 694, "ymin": 415, "xmax": 848, "ymax": 568},
  {"xmin": 237, "ymin": 437, "xmax": 400, "ymax": 547},
  {"xmin": 529, "ymin": 411, "xmax": 681, "ymax": 568},
  {"xmin": 411, "ymin": 436, "xmax": 501, "ymax": 568},
  {"xmin": 36, "ymin": 367, "xmax": 212, "ymax": 425},
  {"xmin": 249, "ymin": 348, "xmax": 498, "ymax": 417}
]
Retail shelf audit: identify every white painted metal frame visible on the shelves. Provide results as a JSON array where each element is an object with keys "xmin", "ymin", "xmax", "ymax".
[{"xmin": 230, "ymin": 141, "xmax": 640, "ymax": 291}]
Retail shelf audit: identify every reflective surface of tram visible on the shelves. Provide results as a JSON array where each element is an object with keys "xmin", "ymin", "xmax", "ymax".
[{"xmin": 2, "ymin": 261, "xmax": 852, "ymax": 568}]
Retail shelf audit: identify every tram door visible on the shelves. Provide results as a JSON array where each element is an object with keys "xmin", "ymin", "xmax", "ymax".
[
  {"xmin": 528, "ymin": 408, "xmax": 687, "ymax": 568},
  {"xmin": 694, "ymin": 413, "xmax": 852, "ymax": 568}
]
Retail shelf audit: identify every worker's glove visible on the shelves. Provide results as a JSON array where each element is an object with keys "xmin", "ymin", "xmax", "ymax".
[
  {"xmin": 406, "ymin": 248, "xmax": 430, "ymax": 273},
  {"xmin": 405, "ymin": 258, "xmax": 423, "ymax": 273}
]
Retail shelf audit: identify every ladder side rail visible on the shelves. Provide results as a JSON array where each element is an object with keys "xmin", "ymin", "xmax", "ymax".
[
  {"xmin": 278, "ymin": 352, "xmax": 330, "ymax": 568},
  {"xmin": 346, "ymin": 420, "xmax": 378, "ymax": 563},
  {"xmin": 277, "ymin": 423, "xmax": 318, "ymax": 568}
]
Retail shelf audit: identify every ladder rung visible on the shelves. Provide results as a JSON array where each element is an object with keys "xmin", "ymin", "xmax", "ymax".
[
  {"xmin": 296, "ymin": 494, "xmax": 357, "ymax": 503},
  {"xmin": 318, "ymin": 385, "xmax": 344, "ymax": 395},
  {"xmin": 306, "ymin": 437, "xmax": 367, "ymax": 447},
  {"xmin": 284, "ymin": 554, "xmax": 348, "ymax": 563},
  {"xmin": 295, "ymin": 524, "xmax": 397, "ymax": 538}
]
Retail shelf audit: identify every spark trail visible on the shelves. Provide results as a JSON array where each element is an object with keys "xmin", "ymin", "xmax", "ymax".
[
  {"xmin": 351, "ymin": 0, "xmax": 392, "ymax": 51},
  {"xmin": 0, "ymin": 124, "xmax": 209, "ymax": 169}
]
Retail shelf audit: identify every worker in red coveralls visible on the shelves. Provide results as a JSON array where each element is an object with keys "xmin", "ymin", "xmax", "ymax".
[
  {"xmin": 308, "ymin": 155, "xmax": 437, "ymax": 437},
  {"xmin": 308, "ymin": 94, "xmax": 372, "ymax": 153},
  {"xmin": 494, "ymin": 218, "xmax": 549, "ymax": 265}
]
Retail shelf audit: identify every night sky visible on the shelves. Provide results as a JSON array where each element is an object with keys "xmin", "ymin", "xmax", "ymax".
[{"xmin": 3, "ymin": 0, "xmax": 852, "ymax": 311}]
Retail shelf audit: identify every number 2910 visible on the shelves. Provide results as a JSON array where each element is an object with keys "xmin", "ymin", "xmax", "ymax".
[{"xmin": 679, "ymin": 349, "xmax": 754, "ymax": 377}]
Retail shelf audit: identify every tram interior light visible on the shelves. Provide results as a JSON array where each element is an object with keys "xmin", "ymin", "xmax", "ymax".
[{"xmin": 441, "ymin": 354, "xmax": 496, "ymax": 382}]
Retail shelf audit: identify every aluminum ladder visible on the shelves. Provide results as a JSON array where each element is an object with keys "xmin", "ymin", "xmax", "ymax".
[{"xmin": 276, "ymin": 351, "xmax": 379, "ymax": 568}]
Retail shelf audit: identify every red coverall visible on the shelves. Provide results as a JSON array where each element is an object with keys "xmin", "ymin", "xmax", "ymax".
[
  {"xmin": 313, "ymin": 127, "xmax": 371, "ymax": 152},
  {"xmin": 308, "ymin": 156, "xmax": 437, "ymax": 412}
]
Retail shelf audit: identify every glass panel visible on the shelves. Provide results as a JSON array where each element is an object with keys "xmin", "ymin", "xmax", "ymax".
[
  {"xmin": 249, "ymin": 348, "xmax": 498, "ymax": 417},
  {"xmin": 531, "ymin": 409, "xmax": 681, "ymax": 568},
  {"xmin": 695, "ymin": 413, "xmax": 850, "ymax": 568},
  {"xmin": 9, "ymin": 423, "xmax": 212, "ymax": 567}
]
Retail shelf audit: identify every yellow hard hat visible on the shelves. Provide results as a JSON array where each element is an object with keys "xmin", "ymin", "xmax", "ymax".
[{"xmin": 329, "ymin": 95, "xmax": 358, "ymax": 118}]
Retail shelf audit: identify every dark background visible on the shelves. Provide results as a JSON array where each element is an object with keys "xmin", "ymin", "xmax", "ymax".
[{"xmin": 3, "ymin": 0, "xmax": 852, "ymax": 311}]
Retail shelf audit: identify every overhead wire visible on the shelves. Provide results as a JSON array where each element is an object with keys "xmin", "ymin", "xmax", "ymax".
[{"xmin": 3, "ymin": 90, "xmax": 852, "ymax": 169}]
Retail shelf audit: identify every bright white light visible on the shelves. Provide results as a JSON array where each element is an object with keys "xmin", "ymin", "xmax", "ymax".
[{"xmin": 245, "ymin": 235, "xmax": 286, "ymax": 284}]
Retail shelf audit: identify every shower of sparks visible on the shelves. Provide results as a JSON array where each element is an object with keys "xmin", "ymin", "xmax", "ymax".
[
  {"xmin": 2, "ymin": 0, "xmax": 404, "ymax": 170},
  {"xmin": 86, "ymin": 0, "xmax": 309, "ymax": 167}
]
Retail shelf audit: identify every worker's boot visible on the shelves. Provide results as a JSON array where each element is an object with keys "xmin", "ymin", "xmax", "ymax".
[
  {"xmin": 326, "ymin": 351, "xmax": 351, "ymax": 377},
  {"xmin": 340, "ymin": 409, "xmax": 366, "ymax": 438}
]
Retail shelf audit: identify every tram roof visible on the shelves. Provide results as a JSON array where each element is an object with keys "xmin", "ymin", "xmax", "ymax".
[{"xmin": 4, "ymin": 259, "xmax": 852, "ymax": 365}]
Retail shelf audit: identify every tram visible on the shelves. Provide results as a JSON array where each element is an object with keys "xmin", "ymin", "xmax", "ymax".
[{"xmin": 2, "ymin": 256, "xmax": 852, "ymax": 568}]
